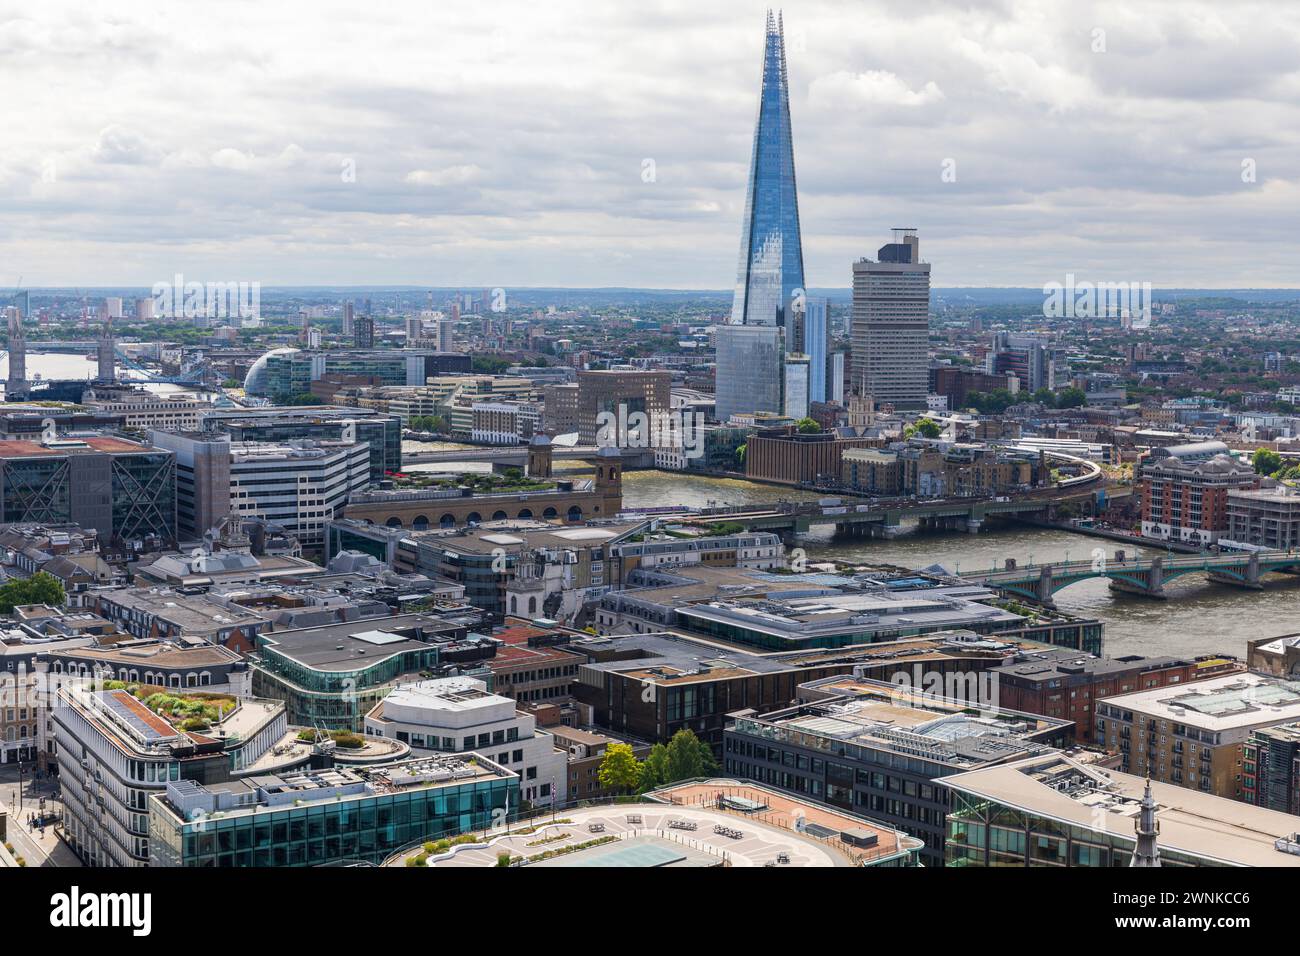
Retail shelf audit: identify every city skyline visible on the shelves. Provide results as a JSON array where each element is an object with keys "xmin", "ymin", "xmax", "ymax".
[{"xmin": 4, "ymin": 1, "xmax": 1300, "ymax": 289}]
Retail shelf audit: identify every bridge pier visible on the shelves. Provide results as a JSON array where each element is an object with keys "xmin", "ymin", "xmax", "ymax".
[
  {"xmin": 1035, "ymin": 566, "xmax": 1055, "ymax": 606},
  {"xmin": 963, "ymin": 517, "xmax": 982, "ymax": 534},
  {"xmin": 1209, "ymin": 552, "xmax": 1263, "ymax": 589},
  {"xmin": 1108, "ymin": 556, "xmax": 1167, "ymax": 599}
]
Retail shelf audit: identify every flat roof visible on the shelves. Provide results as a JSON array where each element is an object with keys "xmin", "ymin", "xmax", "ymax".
[
  {"xmin": 1100, "ymin": 673, "xmax": 1300, "ymax": 731},
  {"xmin": 0, "ymin": 436, "xmax": 160, "ymax": 456},
  {"xmin": 945, "ymin": 753, "xmax": 1300, "ymax": 867},
  {"xmin": 258, "ymin": 613, "xmax": 466, "ymax": 671},
  {"xmin": 407, "ymin": 519, "xmax": 647, "ymax": 556}
]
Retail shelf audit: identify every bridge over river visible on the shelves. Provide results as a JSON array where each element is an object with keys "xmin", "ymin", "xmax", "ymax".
[{"xmin": 964, "ymin": 548, "xmax": 1300, "ymax": 604}]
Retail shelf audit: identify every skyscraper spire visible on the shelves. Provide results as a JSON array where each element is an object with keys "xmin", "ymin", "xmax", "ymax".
[
  {"xmin": 1130, "ymin": 777, "xmax": 1162, "ymax": 867},
  {"xmin": 729, "ymin": 8, "xmax": 805, "ymax": 329},
  {"xmin": 716, "ymin": 11, "xmax": 807, "ymax": 424}
]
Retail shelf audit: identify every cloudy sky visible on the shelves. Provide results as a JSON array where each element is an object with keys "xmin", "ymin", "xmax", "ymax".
[{"xmin": 2, "ymin": 0, "xmax": 1300, "ymax": 289}]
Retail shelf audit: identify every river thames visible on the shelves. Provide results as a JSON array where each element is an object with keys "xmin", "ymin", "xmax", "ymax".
[
  {"xmin": 351, "ymin": 444, "xmax": 1300, "ymax": 664},
  {"xmin": 613, "ymin": 470, "xmax": 1298, "ymax": 663}
]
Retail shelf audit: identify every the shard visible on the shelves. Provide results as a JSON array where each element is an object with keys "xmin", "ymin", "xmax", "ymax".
[
  {"xmin": 716, "ymin": 11, "xmax": 806, "ymax": 423},
  {"xmin": 730, "ymin": 9, "xmax": 806, "ymax": 328}
]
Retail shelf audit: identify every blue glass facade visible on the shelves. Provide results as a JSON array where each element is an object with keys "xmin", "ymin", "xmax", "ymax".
[
  {"xmin": 804, "ymin": 297, "xmax": 829, "ymax": 404},
  {"xmin": 730, "ymin": 10, "xmax": 805, "ymax": 329}
]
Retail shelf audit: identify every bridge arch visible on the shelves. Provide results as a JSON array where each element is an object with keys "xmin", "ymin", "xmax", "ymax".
[
  {"xmin": 567, "ymin": 505, "xmax": 583, "ymax": 522},
  {"xmin": 412, "ymin": 515, "xmax": 430, "ymax": 531},
  {"xmin": 518, "ymin": 508, "xmax": 533, "ymax": 519},
  {"xmin": 439, "ymin": 513, "xmax": 456, "ymax": 529},
  {"xmin": 466, "ymin": 511, "xmax": 482, "ymax": 525},
  {"xmin": 385, "ymin": 517, "xmax": 402, "ymax": 528},
  {"xmin": 543, "ymin": 507, "xmax": 558, "ymax": 520},
  {"xmin": 492, "ymin": 510, "xmax": 508, "ymax": 521}
]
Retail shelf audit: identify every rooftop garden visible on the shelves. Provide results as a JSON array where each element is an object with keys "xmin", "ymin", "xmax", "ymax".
[
  {"xmin": 99, "ymin": 680, "xmax": 237, "ymax": 733},
  {"xmin": 296, "ymin": 728, "xmax": 365, "ymax": 749}
]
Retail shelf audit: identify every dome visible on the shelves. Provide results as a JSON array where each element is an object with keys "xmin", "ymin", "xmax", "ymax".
[{"xmin": 243, "ymin": 347, "xmax": 300, "ymax": 396}]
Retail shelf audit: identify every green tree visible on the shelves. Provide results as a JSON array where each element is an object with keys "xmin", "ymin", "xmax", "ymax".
[
  {"xmin": 1055, "ymin": 387, "xmax": 1087, "ymax": 408},
  {"xmin": 1253, "ymin": 448, "xmax": 1283, "ymax": 476},
  {"xmin": 637, "ymin": 743, "xmax": 671, "ymax": 794},
  {"xmin": 0, "ymin": 572, "xmax": 66, "ymax": 613},
  {"xmin": 904, "ymin": 417, "xmax": 942, "ymax": 439},
  {"xmin": 597, "ymin": 742, "xmax": 641, "ymax": 794},
  {"xmin": 664, "ymin": 729, "xmax": 719, "ymax": 782},
  {"xmin": 471, "ymin": 355, "xmax": 512, "ymax": 375},
  {"xmin": 795, "ymin": 417, "xmax": 821, "ymax": 434}
]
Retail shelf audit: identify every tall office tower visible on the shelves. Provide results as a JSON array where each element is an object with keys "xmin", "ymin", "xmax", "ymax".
[
  {"xmin": 104, "ymin": 296, "xmax": 123, "ymax": 319},
  {"xmin": 783, "ymin": 353, "xmax": 810, "ymax": 420},
  {"xmin": 829, "ymin": 352, "xmax": 846, "ymax": 405},
  {"xmin": 803, "ymin": 297, "xmax": 829, "ymax": 404},
  {"xmin": 135, "ymin": 297, "xmax": 154, "ymax": 321},
  {"xmin": 97, "ymin": 318, "xmax": 116, "ymax": 382},
  {"xmin": 714, "ymin": 325, "xmax": 783, "ymax": 422},
  {"xmin": 730, "ymin": 11, "xmax": 805, "ymax": 328},
  {"xmin": 6, "ymin": 308, "xmax": 27, "ymax": 399},
  {"xmin": 11, "ymin": 290, "xmax": 29, "ymax": 320},
  {"xmin": 851, "ymin": 228, "xmax": 931, "ymax": 411},
  {"xmin": 405, "ymin": 315, "xmax": 424, "ymax": 343},
  {"xmin": 342, "ymin": 300, "xmax": 355, "ymax": 336},
  {"xmin": 716, "ymin": 11, "xmax": 806, "ymax": 422},
  {"xmin": 354, "ymin": 315, "xmax": 375, "ymax": 349}
]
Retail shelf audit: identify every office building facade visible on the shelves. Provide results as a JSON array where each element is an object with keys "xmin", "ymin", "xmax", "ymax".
[{"xmin": 851, "ymin": 230, "xmax": 930, "ymax": 411}]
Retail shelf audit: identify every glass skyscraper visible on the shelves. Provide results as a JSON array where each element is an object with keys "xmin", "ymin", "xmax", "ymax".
[
  {"xmin": 730, "ymin": 9, "xmax": 806, "ymax": 327},
  {"xmin": 717, "ymin": 11, "xmax": 806, "ymax": 422}
]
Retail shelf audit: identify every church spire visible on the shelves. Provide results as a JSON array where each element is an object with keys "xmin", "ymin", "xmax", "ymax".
[{"xmin": 1130, "ymin": 777, "xmax": 1162, "ymax": 867}]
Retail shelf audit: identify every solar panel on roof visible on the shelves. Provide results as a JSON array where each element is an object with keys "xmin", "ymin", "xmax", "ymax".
[{"xmin": 101, "ymin": 691, "xmax": 176, "ymax": 743}]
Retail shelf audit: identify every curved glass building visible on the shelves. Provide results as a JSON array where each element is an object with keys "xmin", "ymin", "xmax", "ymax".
[{"xmin": 243, "ymin": 347, "xmax": 300, "ymax": 396}]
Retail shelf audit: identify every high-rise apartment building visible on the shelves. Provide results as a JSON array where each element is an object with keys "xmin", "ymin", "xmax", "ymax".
[
  {"xmin": 851, "ymin": 229, "xmax": 931, "ymax": 411},
  {"xmin": 353, "ymin": 314, "xmax": 374, "ymax": 349}
]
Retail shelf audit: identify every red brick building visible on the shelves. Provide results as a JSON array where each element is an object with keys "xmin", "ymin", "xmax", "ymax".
[
  {"xmin": 993, "ymin": 652, "xmax": 1244, "ymax": 741},
  {"xmin": 1139, "ymin": 441, "xmax": 1257, "ymax": 545}
]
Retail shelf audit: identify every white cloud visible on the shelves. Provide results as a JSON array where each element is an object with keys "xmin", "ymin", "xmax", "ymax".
[
  {"xmin": 405, "ymin": 165, "xmax": 484, "ymax": 186},
  {"xmin": 809, "ymin": 70, "xmax": 944, "ymax": 108},
  {"xmin": 0, "ymin": 0, "xmax": 1298, "ymax": 287}
]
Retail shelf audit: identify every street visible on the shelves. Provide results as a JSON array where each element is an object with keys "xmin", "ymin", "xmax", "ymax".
[{"xmin": 0, "ymin": 764, "xmax": 81, "ymax": 868}]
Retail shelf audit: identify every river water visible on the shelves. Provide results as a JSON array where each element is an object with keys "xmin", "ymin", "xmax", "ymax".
[
  {"xmin": 45, "ymin": 359, "xmax": 1291, "ymax": 661},
  {"xmin": 343, "ymin": 443, "xmax": 1300, "ymax": 662},
  {"xmin": 615, "ymin": 470, "xmax": 1299, "ymax": 662}
]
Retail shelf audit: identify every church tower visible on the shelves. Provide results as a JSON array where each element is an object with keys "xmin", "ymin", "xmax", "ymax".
[
  {"xmin": 526, "ymin": 434, "xmax": 553, "ymax": 480},
  {"xmin": 593, "ymin": 446, "xmax": 623, "ymax": 516},
  {"xmin": 1130, "ymin": 777, "xmax": 1162, "ymax": 867}
]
